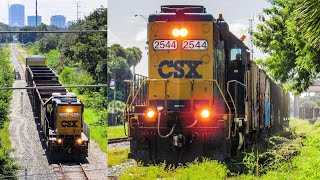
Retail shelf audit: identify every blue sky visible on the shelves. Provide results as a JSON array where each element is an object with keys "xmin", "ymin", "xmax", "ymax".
[
  {"xmin": 109, "ymin": 0, "xmax": 271, "ymax": 76},
  {"xmin": 0, "ymin": 0, "xmax": 108, "ymax": 24}
]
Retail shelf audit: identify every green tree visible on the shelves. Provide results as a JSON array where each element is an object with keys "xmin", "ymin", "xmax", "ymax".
[
  {"xmin": 107, "ymin": 100, "xmax": 126, "ymax": 124},
  {"xmin": 126, "ymin": 47, "xmax": 142, "ymax": 77},
  {"xmin": 253, "ymin": 0, "xmax": 320, "ymax": 93},
  {"xmin": 295, "ymin": 0, "xmax": 320, "ymax": 50},
  {"xmin": 38, "ymin": 34, "xmax": 61, "ymax": 53},
  {"xmin": 59, "ymin": 67, "xmax": 78, "ymax": 85}
]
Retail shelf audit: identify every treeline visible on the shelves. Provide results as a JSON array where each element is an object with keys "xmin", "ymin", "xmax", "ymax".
[
  {"xmin": 0, "ymin": 45, "xmax": 18, "ymax": 177},
  {"xmin": 0, "ymin": 22, "xmax": 63, "ymax": 44},
  {"xmin": 253, "ymin": 0, "xmax": 320, "ymax": 93}
]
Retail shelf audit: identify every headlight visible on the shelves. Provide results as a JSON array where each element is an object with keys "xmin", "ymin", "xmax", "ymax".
[
  {"xmin": 76, "ymin": 138, "xmax": 82, "ymax": 144},
  {"xmin": 146, "ymin": 109, "xmax": 155, "ymax": 118},
  {"xmin": 201, "ymin": 109, "xmax": 210, "ymax": 118}
]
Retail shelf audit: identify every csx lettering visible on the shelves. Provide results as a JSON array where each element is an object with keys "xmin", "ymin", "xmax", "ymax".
[
  {"xmin": 158, "ymin": 60, "xmax": 202, "ymax": 79},
  {"xmin": 61, "ymin": 120, "xmax": 78, "ymax": 127}
]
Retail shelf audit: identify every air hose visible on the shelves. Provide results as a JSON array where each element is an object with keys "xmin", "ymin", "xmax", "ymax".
[{"xmin": 157, "ymin": 107, "xmax": 176, "ymax": 138}]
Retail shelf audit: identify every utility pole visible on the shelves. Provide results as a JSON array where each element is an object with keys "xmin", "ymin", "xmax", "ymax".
[
  {"xmin": 77, "ymin": 2, "xmax": 81, "ymax": 22},
  {"xmin": 36, "ymin": 0, "xmax": 38, "ymax": 27},
  {"xmin": 249, "ymin": 17, "xmax": 254, "ymax": 60}
]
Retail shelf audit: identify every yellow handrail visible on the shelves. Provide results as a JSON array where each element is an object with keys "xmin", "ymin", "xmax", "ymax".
[
  {"xmin": 226, "ymin": 80, "xmax": 246, "ymax": 136},
  {"xmin": 226, "ymin": 80, "xmax": 246, "ymax": 119}
]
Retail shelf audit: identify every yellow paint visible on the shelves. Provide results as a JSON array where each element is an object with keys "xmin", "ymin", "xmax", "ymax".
[
  {"xmin": 57, "ymin": 106, "xmax": 82, "ymax": 135},
  {"xmin": 148, "ymin": 21, "xmax": 214, "ymax": 102}
]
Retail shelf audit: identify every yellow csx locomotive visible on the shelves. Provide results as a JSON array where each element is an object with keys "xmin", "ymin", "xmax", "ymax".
[
  {"xmin": 25, "ymin": 56, "xmax": 89, "ymax": 159},
  {"xmin": 125, "ymin": 5, "xmax": 289, "ymax": 164}
]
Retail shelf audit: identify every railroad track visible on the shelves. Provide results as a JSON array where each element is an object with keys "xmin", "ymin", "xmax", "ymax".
[
  {"xmin": 108, "ymin": 137, "xmax": 130, "ymax": 144},
  {"xmin": 53, "ymin": 163, "xmax": 90, "ymax": 180}
]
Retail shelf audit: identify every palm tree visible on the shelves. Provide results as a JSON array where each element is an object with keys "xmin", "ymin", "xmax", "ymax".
[
  {"xmin": 126, "ymin": 47, "xmax": 142, "ymax": 77},
  {"xmin": 295, "ymin": 0, "xmax": 320, "ymax": 50}
]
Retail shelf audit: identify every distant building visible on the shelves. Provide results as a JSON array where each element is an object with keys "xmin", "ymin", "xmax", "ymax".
[
  {"xmin": 28, "ymin": 16, "xmax": 42, "ymax": 26},
  {"xmin": 50, "ymin": 15, "xmax": 66, "ymax": 28},
  {"xmin": 9, "ymin": 4, "xmax": 25, "ymax": 27},
  {"xmin": 66, "ymin": 21, "xmax": 75, "ymax": 27}
]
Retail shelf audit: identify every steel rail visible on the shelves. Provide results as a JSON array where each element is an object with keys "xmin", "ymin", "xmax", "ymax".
[
  {"xmin": 59, "ymin": 163, "xmax": 67, "ymax": 180},
  {"xmin": 108, "ymin": 137, "xmax": 130, "ymax": 144},
  {"xmin": 79, "ymin": 163, "xmax": 89, "ymax": 180}
]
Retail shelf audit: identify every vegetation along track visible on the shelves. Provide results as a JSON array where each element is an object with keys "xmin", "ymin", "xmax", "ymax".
[
  {"xmin": 108, "ymin": 137, "xmax": 130, "ymax": 144},
  {"xmin": 53, "ymin": 163, "xmax": 91, "ymax": 180}
]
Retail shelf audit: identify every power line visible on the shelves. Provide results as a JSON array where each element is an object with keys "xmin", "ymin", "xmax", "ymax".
[
  {"xmin": 248, "ymin": 16, "xmax": 254, "ymax": 60},
  {"xmin": 77, "ymin": 1, "xmax": 81, "ymax": 22}
]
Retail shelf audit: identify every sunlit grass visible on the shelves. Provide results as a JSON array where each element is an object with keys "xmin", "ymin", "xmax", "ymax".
[
  {"xmin": 108, "ymin": 148, "xmax": 130, "ymax": 167},
  {"xmin": 0, "ymin": 122, "xmax": 11, "ymax": 156},
  {"xmin": 120, "ymin": 159, "xmax": 228, "ymax": 180},
  {"xmin": 83, "ymin": 108, "xmax": 107, "ymax": 153},
  {"xmin": 107, "ymin": 125, "xmax": 128, "ymax": 139},
  {"xmin": 119, "ymin": 118, "xmax": 320, "ymax": 179}
]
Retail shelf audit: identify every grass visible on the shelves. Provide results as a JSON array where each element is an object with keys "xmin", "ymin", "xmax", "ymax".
[
  {"xmin": 83, "ymin": 108, "xmax": 108, "ymax": 153},
  {"xmin": 107, "ymin": 125, "xmax": 127, "ymax": 139},
  {"xmin": 108, "ymin": 148, "xmax": 130, "ymax": 167},
  {"xmin": 119, "ymin": 118, "xmax": 320, "ymax": 180},
  {"xmin": 120, "ymin": 159, "xmax": 228, "ymax": 180},
  {"xmin": 0, "ymin": 122, "xmax": 11, "ymax": 156}
]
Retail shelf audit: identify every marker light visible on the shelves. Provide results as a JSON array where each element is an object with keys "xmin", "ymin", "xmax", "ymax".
[
  {"xmin": 66, "ymin": 108, "xmax": 73, "ymax": 113},
  {"xmin": 76, "ymin": 138, "xmax": 82, "ymax": 145},
  {"xmin": 57, "ymin": 138, "xmax": 62, "ymax": 144},
  {"xmin": 201, "ymin": 109, "xmax": 210, "ymax": 118},
  {"xmin": 172, "ymin": 28, "xmax": 188, "ymax": 37},
  {"xmin": 180, "ymin": 28, "xmax": 188, "ymax": 37},
  {"xmin": 146, "ymin": 109, "xmax": 155, "ymax": 118}
]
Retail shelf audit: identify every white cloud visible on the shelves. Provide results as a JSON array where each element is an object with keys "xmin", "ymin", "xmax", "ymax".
[
  {"xmin": 135, "ymin": 28, "xmax": 147, "ymax": 42},
  {"xmin": 108, "ymin": 29, "xmax": 123, "ymax": 46},
  {"xmin": 229, "ymin": 23, "xmax": 247, "ymax": 39}
]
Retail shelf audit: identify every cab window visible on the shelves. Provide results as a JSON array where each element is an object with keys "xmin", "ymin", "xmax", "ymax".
[{"xmin": 230, "ymin": 48, "xmax": 241, "ymax": 61}]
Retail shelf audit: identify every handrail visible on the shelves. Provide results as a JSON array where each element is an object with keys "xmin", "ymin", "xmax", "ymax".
[
  {"xmin": 227, "ymin": 80, "xmax": 247, "ymax": 136},
  {"xmin": 123, "ymin": 80, "xmax": 133, "ymax": 137},
  {"xmin": 226, "ymin": 80, "xmax": 246, "ymax": 119},
  {"xmin": 192, "ymin": 79, "xmax": 232, "ymax": 139}
]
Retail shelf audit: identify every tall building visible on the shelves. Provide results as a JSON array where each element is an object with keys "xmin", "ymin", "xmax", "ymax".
[
  {"xmin": 50, "ymin": 15, "xmax": 66, "ymax": 28},
  {"xmin": 28, "ymin": 16, "xmax": 42, "ymax": 26},
  {"xmin": 9, "ymin": 4, "xmax": 25, "ymax": 27},
  {"xmin": 66, "ymin": 21, "xmax": 75, "ymax": 27}
]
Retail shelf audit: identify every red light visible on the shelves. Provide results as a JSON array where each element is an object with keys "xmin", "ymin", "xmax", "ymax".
[{"xmin": 201, "ymin": 109, "xmax": 210, "ymax": 118}]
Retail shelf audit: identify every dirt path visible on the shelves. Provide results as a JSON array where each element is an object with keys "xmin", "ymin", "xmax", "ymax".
[{"xmin": 8, "ymin": 44, "xmax": 108, "ymax": 179}]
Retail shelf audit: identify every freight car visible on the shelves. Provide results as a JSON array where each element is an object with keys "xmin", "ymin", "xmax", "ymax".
[
  {"xmin": 25, "ymin": 55, "xmax": 89, "ymax": 159},
  {"xmin": 125, "ymin": 5, "xmax": 289, "ymax": 164}
]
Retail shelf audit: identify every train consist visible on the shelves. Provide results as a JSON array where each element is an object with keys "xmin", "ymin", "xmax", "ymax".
[
  {"xmin": 25, "ymin": 55, "xmax": 89, "ymax": 159},
  {"xmin": 125, "ymin": 5, "xmax": 289, "ymax": 164}
]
